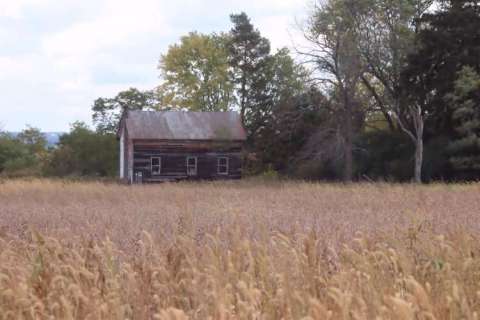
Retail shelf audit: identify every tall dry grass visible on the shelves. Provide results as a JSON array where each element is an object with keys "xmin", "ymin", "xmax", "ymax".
[{"xmin": 1, "ymin": 179, "xmax": 480, "ymax": 319}]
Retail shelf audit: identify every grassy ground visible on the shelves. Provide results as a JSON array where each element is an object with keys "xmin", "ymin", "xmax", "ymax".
[{"xmin": 1, "ymin": 179, "xmax": 480, "ymax": 319}]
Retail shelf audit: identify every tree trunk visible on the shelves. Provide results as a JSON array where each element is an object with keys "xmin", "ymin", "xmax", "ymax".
[
  {"xmin": 343, "ymin": 98, "xmax": 354, "ymax": 182},
  {"xmin": 240, "ymin": 78, "xmax": 246, "ymax": 126},
  {"xmin": 393, "ymin": 104, "xmax": 425, "ymax": 184},
  {"xmin": 414, "ymin": 137, "xmax": 423, "ymax": 183},
  {"xmin": 344, "ymin": 129, "xmax": 353, "ymax": 182}
]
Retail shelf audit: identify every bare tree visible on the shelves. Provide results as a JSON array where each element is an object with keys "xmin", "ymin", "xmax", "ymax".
[
  {"xmin": 351, "ymin": 0, "xmax": 433, "ymax": 182},
  {"xmin": 392, "ymin": 104, "xmax": 427, "ymax": 183},
  {"xmin": 299, "ymin": 0, "xmax": 366, "ymax": 181},
  {"xmin": 353, "ymin": 0, "xmax": 433, "ymax": 129}
]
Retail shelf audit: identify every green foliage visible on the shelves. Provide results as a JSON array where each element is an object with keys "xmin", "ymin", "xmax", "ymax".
[
  {"xmin": 423, "ymin": 135, "xmax": 451, "ymax": 181},
  {"xmin": 268, "ymin": 48, "xmax": 307, "ymax": 102},
  {"xmin": 46, "ymin": 122, "xmax": 118, "ymax": 177},
  {"xmin": 0, "ymin": 134, "xmax": 34, "ymax": 176},
  {"xmin": 355, "ymin": 130, "xmax": 414, "ymax": 181},
  {"xmin": 399, "ymin": 0, "xmax": 480, "ymax": 180},
  {"xmin": 17, "ymin": 125, "xmax": 48, "ymax": 156},
  {"xmin": 92, "ymin": 88, "xmax": 158, "ymax": 134},
  {"xmin": 3, "ymin": 7, "xmax": 478, "ymax": 182},
  {"xmin": 251, "ymin": 89, "xmax": 328, "ymax": 175},
  {"xmin": 246, "ymin": 48, "xmax": 309, "ymax": 137},
  {"xmin": 260, "ymin": 165, "xmax": 279, "ymax": 180},
  {"xmin": 401, "ymin": 0, "xmax": 480, "ymax": 136},
  {"xmin": 354, "ymin": 0, "xmax": 432, "ymax": 131},
  {"xmin": 228, "ymin": 12, "xmax": 271, "ymax": 127},
  {"xmin": 355, "ymin": 130, "xmax": 452, "ymax": 182},
  {"xmin": 158, "ymin": 32, "xmax": 234, "ymax": 111},
  {"xmin": 447, "ymin": 67, "xmax": 480, "ymax": 177},
  {"xmin": 0, "ymin": 126, "xmax": 47, "ymax": 177}
]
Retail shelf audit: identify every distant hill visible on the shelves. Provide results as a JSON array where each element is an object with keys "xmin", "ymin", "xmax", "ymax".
[{"xmin": 7, "ymin": 132, "xmax": 64, "ymax": 147}]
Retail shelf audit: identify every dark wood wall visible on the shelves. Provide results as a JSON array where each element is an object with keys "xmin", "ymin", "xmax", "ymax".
[{"xmin": 131, "ymin": 139, "xmax": 244, "ymax": 182}]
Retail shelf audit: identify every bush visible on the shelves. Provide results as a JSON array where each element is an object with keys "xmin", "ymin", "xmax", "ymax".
[
  {"xmin": 355, "ymin": 130, "xmax": 414, "ymax": 181},
  {"xmin": 46, "ymin": 122, "xmax": 118, "ymax": 177}
]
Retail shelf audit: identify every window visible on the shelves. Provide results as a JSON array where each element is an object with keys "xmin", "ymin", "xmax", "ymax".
[
  {"xmin": 151, "ymin": 157, "xmax": 161, "ymax": 175},
  {"xmin": 186, "ymin": 156, "xmax": 197, "ymax": 176},
  {"xmin": 217, "ymin": 157, "xmax": 229, "ymax": 175}
]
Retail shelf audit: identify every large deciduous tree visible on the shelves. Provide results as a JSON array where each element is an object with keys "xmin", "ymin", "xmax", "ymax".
[
  {"xmin": 301, "ymin": 0, "xmax": 432, "ymax": 182},
  {"xmin": 157, "ymin": 32, "xmax": 234, "ymax": 112},
  {"xmin": 347, "ymin": 0, "xmax": 432, "ymax": 183},
  {"xmin": 401, "ymin": 0, "xmax": 480, "ymax": 181},
  {"xmin": 92, "ymin": 88, "xmax": 158, "ymax": 134},
  {"xmin": 354, "ymin": 0, "xmax": 432, "ymax": 131},
  {"xmin": 301, "ymin": 0, "xmax": 366, "ymax": 181}
]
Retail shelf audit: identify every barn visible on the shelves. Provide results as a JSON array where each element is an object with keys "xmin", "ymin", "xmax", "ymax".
[{"xmin": 117, "ymin": 110, "xmax": 247, "ymax": 183}]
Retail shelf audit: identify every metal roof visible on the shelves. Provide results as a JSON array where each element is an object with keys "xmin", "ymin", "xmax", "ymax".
[{"xmin": 122, "ymin": 110, "xmax": 247, "ymax": 141}]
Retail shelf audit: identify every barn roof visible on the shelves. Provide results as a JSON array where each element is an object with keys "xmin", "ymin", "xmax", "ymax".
[{"xmin": 120, "ymin": 110, "xmax": 247, "ymax": 141}]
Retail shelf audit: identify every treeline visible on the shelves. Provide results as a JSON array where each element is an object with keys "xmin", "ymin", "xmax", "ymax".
[
  {"xmin": 2, "ymin": 0, "xmax": 479, "ymax": 182},
  {"xmin": 0, "ymin": 123, "xmax": 117, "ymax": 178}
]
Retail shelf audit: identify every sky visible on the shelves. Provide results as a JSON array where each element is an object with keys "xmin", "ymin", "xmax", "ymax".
[{"xmin": 0, "ymin": 0, "xmax": 310, "ymax": 132}]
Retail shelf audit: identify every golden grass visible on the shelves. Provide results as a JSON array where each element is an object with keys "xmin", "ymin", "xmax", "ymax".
[{"xmin": 1, "ymin": 179, "xmax": 480, "ymax": 319}]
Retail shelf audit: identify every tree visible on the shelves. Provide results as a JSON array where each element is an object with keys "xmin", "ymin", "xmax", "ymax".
[
  {"xmin": 228, "ymin": 12, "xmax": 271, "ymax": 127},
  {"xmin": 0, "ymin": 126, "xmax": 47, "ymax": 177},
  {"xmin": 401, "ymin": 0, "xmax": 480, "ymax": 182},
  {"xmin": 351, "ymin": 0, "xmax": 432, "ymax": 183},
  {"xmin": 404, "ymin": 0, "xmax": 480, "ymax": 134},
  {"xmin": 92, "ymin": 88, "xmax": 158, "ymax": 134},
  {"xmin": 267, "ymin": 48, "xmax": 308, "ymax": 107},
  {"xmin": 0, "ymin": 134, "xmax": 33, "ymax": 176},
  {"xmin": 391, "ymin": 97, "xmax": 428, "ymax": 183},
  {"xmin": 353, "ymin": 0, "xmax": 432, "ymax": 132},
  {"xmin": 247, "ymin": 48, "xmax": 309, "ymax": 138},
  {"xmin": 47, "ymin": 122, "xmax": 118, "ymax": 177},
  {"xmin": 252, "ymin": 88, "xmax": 329, "ymax": 175},
  {"xmin": 158, "ymin": 32, "xmax": 234, "ymax": 112},
  {"xmin": 301, "ymin": 0, "xmax": 366, "ymax": 181},
  {"xmin": 447, "ymin": 66, "xmax": 480, "ymax": 178},
  {"xmin": 17, "ymin": 125, "xmax": 47, "ymax": 156}
]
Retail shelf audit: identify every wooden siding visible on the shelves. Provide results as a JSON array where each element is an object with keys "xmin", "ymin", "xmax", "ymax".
[{"xmin": 131, "ymin": 140, "xmax": 244, "ymax": 182}]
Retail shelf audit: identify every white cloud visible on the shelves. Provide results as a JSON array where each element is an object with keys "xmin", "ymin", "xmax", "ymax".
[
  {"xmin": 42, "ymin": 0, "xmax": 170, "ymax": 58},
  {"xmin": 0, "ymin": 0, "xmax": 53, "ymax": 19},
  {"xmin": 0, "ymin": 0, "xmax": 309, "ymax": 131}
]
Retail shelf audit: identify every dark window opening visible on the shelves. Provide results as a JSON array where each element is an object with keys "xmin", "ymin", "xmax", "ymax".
[
  {"xmin": 151, "ymin": 157, "xmax": 161, "ymax": 175},
  {"xmin": 217, "ymin": 157, "xmax": 229, "ymax": 175},
  {"xmin": 186, "ymin": 156, "xmax": 197, "ymax": 176}
]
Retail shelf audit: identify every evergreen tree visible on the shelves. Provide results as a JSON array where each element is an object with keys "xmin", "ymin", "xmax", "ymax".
[
  {"xmin": 247, "ymin": 48, "xmax": 308, "ymax": 138},
  {"xmin": 402, "ymin": 0, "xmax": 480, "ymax": 137},
  {"xmin": 228, "ymin": 12, "xmax": 271, "ymax": 128},
  {"xmin": 447, "ymin": 66, "xmax": 480, "ymax": 178}
]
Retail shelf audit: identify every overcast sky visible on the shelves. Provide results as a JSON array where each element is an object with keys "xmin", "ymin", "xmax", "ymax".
[{"xmin": 0, "ymin": 0, "xmax": 310, "ymax": 132}]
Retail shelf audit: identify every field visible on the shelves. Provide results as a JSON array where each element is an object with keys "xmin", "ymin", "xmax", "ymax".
[{"xmin": 1, "ymin": 179, "xmax": 480, "ymax": 319}]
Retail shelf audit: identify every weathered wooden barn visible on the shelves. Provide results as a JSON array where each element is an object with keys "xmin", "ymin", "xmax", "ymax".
[{"xmin": 118, "ymin": 110, "xmax": 247, "ymax": 183}]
